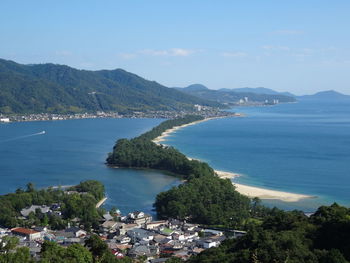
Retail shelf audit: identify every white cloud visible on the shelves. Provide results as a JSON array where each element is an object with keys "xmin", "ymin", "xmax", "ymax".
[{"xmin": 221, "ymin": 51, "xmax": 247, "ymax": 57}]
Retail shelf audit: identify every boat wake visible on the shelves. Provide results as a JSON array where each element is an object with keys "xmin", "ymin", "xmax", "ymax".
[{"xmin": 0, "ymin": 131, "xmax": 46, "ymax": 143}]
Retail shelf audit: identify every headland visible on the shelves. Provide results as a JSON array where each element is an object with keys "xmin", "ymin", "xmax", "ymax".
[{"xmin": 153, "ymin": 120, "xmax": 314, "ymax": 203}]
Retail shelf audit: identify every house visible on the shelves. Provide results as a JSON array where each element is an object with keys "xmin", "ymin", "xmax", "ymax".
[
  {"xmin": 127, "ymin": 228, "xmax": 154, "ymax": 242},
  {"xmin": 128, "ymin": 244, "xmax": 159, "ymax": 259},
  {"xmin": 114, "ymin": 235, "xmax": 131, "ymax": 244},
  {"xmin": 20, "ymin": 205, "xmax": 51, "ymax": 217},
  {"xmin": 11, "ymin": 228, "xmax": 41, "ymax": 241},
  {"xmin": 233, "ymin": 230, "xmax": 246, "ymax": 238},
  {"xmin": 65, "ymin": 227, "xmax": 87, "ymax": 238},
  {"xmin": 0, "ymin": 118, "xmax": 10, "ymax": 123},
  {"xmin": 167, "ymin": 219, "xmax": 182, "ymax": 229},
  {"xmin": 203, "ymin": 229, "xmax": 223, "ymax": 237},
  {"xmin": 128, "ymin": 245, "xmax": 152, "ymax": 258},
  {"xmin": 118, "ymin": 223, "xmax": 138, "ymax": 235},
  {"xmin": 103, "ymin": 213, "xmax": 114, "ymax": 221},
  {"xmin": 197, "ymin": 236, "xmax": 225, "ymax": 249},
  {"xmin": 145, "ymin": 220, "xmax": 167, "ymax": 230},
  {"xmin": 150, "ymin": 258, "xmax": 168, "ymax": 263},
  {"xmin": 54, "ymin": 227, "xmax": 87, "ymax": 239},
  {"xmin": 202, "ymin": 239, "xmax": 218, "ymax": 249},
  {"xmin": 101, "ymin": 220, "xmax": 119, "ymax": 231},
  {"xmin": 127, "ymin": 211, "xmax": 152, "ymax": 225}
]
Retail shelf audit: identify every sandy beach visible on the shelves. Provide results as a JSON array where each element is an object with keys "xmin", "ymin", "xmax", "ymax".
[
  {"xmin": 215, "ymin": 170, "xmax": 313, "ymax": 202},
  {"xmin": 152, "ymin": 117, "xmax": 218, "ymax": 144},
  {"xmin": 153, "ymin": 117, "xmax": 314, "ymax": 203}
]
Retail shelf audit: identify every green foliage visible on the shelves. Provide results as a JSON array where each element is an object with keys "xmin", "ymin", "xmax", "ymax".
[
  {"xmin": 71, "ymin": 180, "xmax": 105, "ymax": 201},
  {"xmin": 107, "ymin": 116, "xmax": 214, "ymax": 180},
  {"xmin": 0, "ymin": 236, "xmax": 19, "ymax": 253},
  {"xmin": 84, "ymin": 235, "xmax": 132, "ymax": 263},
  {"xmin": 0, "ymin": 247, "xmax": 34, "ymax": 263},
  {"xmin": 0, "ymin": 181, "xmax": 104, "ymax": 229},
  {"xmin": 138, "ymin": 115, "xmax": 204, "ymax": 141},
  {"xmin": 0, "ymin": 58, "xmax": 221, "ymax": 114},
  {"xmin": 179, "ymin": 86, "xmax": 296, "ymax": 104},
  {"xmin": 154, "ymin": 176, "xmax": 251, "ymax": 226},
  {"xmin": 187, "ymin": 203, "xmax": 350, "ymax": 263},
  {"xmin": 40, "ymin": 241, "xmax": 93, "ymax": 263}
]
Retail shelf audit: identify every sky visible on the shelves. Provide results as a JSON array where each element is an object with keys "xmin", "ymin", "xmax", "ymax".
[{"xmin": 1, "ymin": 0, "xmax": 350, "ymax": 95}]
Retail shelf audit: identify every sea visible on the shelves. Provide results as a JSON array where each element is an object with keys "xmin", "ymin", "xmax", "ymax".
[
  {"xmin": 0, "ymin": 118, "xmax": 180, "ymax": 216},
  {"xmin": 0, "ymin": 98, "xmax": 349, "ymax": 214},
  {"xmin": 163, "ymin": 98, "xmax": 350, "ymax": 211}
]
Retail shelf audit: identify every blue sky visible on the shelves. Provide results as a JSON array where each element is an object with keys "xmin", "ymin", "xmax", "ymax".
[{"xmin": 1, "ymin": 1, "xmax": 349, "ymax": 95}]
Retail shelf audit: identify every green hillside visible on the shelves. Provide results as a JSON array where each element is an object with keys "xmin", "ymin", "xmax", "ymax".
[
  {"xmin": 176, "ymin": 84, "xmax": 296, "ymax": 104},
  {"xmin": 0, "ymin": 59, "xmax": 222, "ymax": 114}
]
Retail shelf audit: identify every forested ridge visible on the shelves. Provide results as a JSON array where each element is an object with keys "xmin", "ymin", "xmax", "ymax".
[
  {"xmin": 107, "ymin": 115, "xmax": 255, "ymax": 226},
  {"xmin": 0, "ymin": 58, "xmax": 221, "ymax": 114},
  {"xmin": 107, "ymin": 115, "xmax": 216, "ymax": 180},
  {"xmin": 184, "ymin": 203, "xmax": 350, "ymax": 263}
]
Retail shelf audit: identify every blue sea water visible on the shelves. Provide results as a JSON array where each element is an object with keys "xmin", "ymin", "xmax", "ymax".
[
  {"xmin": 163, "ymin": 99, "xmax": 350, "ymax": 211},
  {"xmin": 1, "ymin": 99, "xmax": 349, "ymax": 214},
  {"xmin": 0, "ymin": 118, "xmax": 180, "ymax": 215}
]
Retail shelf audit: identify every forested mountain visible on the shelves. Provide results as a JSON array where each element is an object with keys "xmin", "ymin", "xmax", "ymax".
[
  {"xmin": 299, "ymin": 90, "xmax": 350, "ymax": 100},
  {"xmin": 175, "ymin": 84, "xmax": 296, "ymax": 104},
  {"xmin": 0, "ymin": 59, "xmax": 221, "ymax": 114},
  {"xmin": 229, "ymin": 87, "xmax": 296, "ymax": 97}
]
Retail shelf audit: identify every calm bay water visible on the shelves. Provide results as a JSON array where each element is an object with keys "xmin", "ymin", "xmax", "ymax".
[
  {"xmin": 1, "ymin": 99, "xmax": 349, "ymax": 214},
  {"xmin": 163, "ymin": 99, "xmax": 350, "ymax": 211},
  {"xmin": 0, "ymin": 118, "xmax": 180, "ymax": 215}
]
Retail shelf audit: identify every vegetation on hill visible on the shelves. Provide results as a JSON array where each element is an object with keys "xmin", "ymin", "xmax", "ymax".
[
  {"xmin": 107, "ymin": 115, "xmax": 215, "ymax": 180},
  {"xmin": 0, "ymin": 180, "xmax": 105, "ymax": 230},
  {"xmin": 0, "ymin": 58, "xmax": 222, "ymax": 114},
  {"xmin": 0, "ymin": 235, "xmax": 131, "ymax": 263},
  {"xmin": 176, "ymin": 85, "xmax": 296, "ymax": 104},
  {"xmin": 107, "ymin": 115, "xmax": 252, "ymax": 227},
  {"xmin": 154, "ymin": 175, "xmax": 251, "ymax": 226},
  {"xmin": 184, "ymin": 203, "xmax": 350, "ymax": 263},
  {"xmin": 106, "ymin": 115, "xmax": 350, "ymax": 262}
]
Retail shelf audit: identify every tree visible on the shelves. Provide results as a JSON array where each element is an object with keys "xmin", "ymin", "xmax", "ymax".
[{"xmin": 26, "ymin": 182, "xmax": 35, "ymax": 193}]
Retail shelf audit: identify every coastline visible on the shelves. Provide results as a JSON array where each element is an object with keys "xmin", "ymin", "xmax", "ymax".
[
  {"xmin": 153, "ymin": 117, "xmax": 314, "ymax": 203},
  {"xmin": 215, "ymin": 170, "xmax": 313, "ymax": 202},
  {"xmin": 152, "ymin": 116, "xmax": 233, "ymax": 144}
]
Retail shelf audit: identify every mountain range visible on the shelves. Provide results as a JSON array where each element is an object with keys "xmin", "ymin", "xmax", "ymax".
[
  {"xmin": 0, "ymin": 59, "xmax": 221, "ymax": 114},
  {"xmin": 298, "ymin": 90, "xmax": 350, "ymax": 100},
  {"xmin": 175, "ymin": 84, "xmax": 296, "ymax": 104}
]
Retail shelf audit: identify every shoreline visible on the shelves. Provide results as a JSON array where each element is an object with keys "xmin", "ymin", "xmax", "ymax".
[
  {"xmin": 152, "ymin": 116, "xmax": 235, "ymax": 144},
  {"xmin": 153, "ymin": 118, "xmax": 315, "ymax": 203},
  {"xmin": 215, "ymin": 170, "xmax": 314, "ymax": 202},
  {"xmin": 96, "ymin": 197, "xmax": 107, "ymax": 208}
]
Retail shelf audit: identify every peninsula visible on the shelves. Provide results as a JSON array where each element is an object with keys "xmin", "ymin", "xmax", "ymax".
[{"xmin": 148, "ymin": 117, "xmax": 313, "ymax": 202}]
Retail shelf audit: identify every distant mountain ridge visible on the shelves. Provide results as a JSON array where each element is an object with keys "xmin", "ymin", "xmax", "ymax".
[
  {"xmin": 298, "ymin": 90, "xmax": 350, "ymax": 100},
  {"xmin": 228, "ymin": 87, "xmax": 296, "ymax": 97},
  {"xmin": 0, "ymin": 59, "xmax": 222, "ymax": 114},
  {"xmin": 175, "ymin": 84, "xmax": 296, "ymax": 104}
]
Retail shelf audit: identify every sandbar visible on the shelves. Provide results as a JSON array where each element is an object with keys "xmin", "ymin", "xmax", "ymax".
[
  {"xmin": 153, "ymin": 117, "xmax": 314, "ymax": 203},
  {"xmin": 216, "ymin": 170, "xmax": 313, "ymax": 202},
  {"xmin": 152, "ymin": 117, "xmax": 228, "ymax": 144}
]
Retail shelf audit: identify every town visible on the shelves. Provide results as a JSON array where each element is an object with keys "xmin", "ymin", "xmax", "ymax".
[
  {"xmin": 0, "ymin": 106, "xmax": 240, "ymax": 124},
  {"xmin": 0, "ymin": 203, "xmax": 246, "ymax": 262},
  {"xmin": 0, "ymin": 182, "xmax": 246, "ymax": 262}
]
